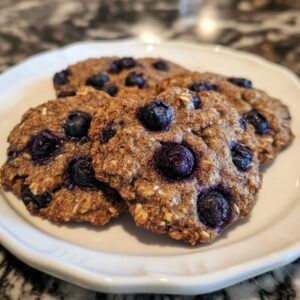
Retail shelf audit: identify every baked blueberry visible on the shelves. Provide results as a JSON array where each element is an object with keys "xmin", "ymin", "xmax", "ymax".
[
  {"xmin": 228, "ymin": 77, "xmax": 252, "ymax": 89},
  {"xmin": 21, "ymin": 185, "xmax": 52, "ymax": 211},
  {"xmin": 86, "ymin": 73, "xmax": 109, "ymax": 89},
  {"xmin": 119, "ymin": 57, "xmax": 136, "ymax": 69},
  {"xmin": 64, "ymin": 111, "xmax": 92, "ymax": 139},
  {"xmin": 28, "ymin": 130, "xmax": 62, "ymax": 161},
  {"xmin": 188, "ymin": 81, "xmax": 217, "ymax": 92},
  {"xmin": 108, "ymin": 60, "xmax": 122, "ymax": 74},
  {"xmin": 152, "ymin": 59, "xmax": 169, "ymax": 71},
  {"xmin": 102, "ymin": 83, "xmax": 118, "ymax": 96},
  {"xmin": 244, "ymin": 109, "xmax": 269, "ymax": 135},
  {"xmin": 57, "ymin": 90, "xmax": 76, "ymax": 98},
  {"xmin": 53, "ymin": 69, "xmax": 71, "ymax": 85},
  {"xmin": 100, "ymin": 122, "xmax": 116, "ymax": 144},
  {"xmin": 231, "ymin": 143, "xmax": 253, "ymax": 171},
  {"xmin": 197, "ymin": 191, "xmax": 230, "ymax": 229},
  {"xmin": 157, "ymin": 143, "xmax": 195, "ymax": 180},
  {"xmin": 192, "ymin": 94, "xmax": 201, "ymax": 109},
  {"xmin": 67, "ymin": 156, "xmax": 98, "ymax": 188},
  {"xmin": 108, "ymin": 57, "xmax": 136, "ymax": 74},
  {"xmin": 139, "ymin": 100, "xmax": 173, "ymax": 131},
  {"xmin": 125, "ymin": 72, "xmax": 146, "ymax": 88}
]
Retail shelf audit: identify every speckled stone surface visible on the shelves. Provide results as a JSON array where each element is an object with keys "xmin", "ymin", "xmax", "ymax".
[{"xmin": 0, "ymin": 0, "xmax": 299, "ymax": 299}]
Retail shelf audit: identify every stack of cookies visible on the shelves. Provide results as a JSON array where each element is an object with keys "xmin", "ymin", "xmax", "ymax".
[{"xmin": 0, "ymin": 56, "xmax": 294, "ymax": 245}]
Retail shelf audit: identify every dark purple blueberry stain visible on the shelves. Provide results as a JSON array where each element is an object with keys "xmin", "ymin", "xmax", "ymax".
[
  {"xmin": 244, "ymin": 109, "xmax": 270, "ymax": 135},
  {"xmin": 188, "ymin": 81, "xmax": 217, "ymax": 92},
  {"xmin": 108, "ymin": 57, "xmax": 136, "ymax": 73},
  {"xmin": 64, "ymin": 111, "xmax": 92, "ymax": 139},
  {"xmin": 239, "ymin": 117, "xmax": 247, "ymax": 131},
  {"xmin": 231, "ymin": 142, "xmax": 253, "ymax": 171},
  {"xmin": 192, "ymin": 94, "xmax": 201, "ymax": 109},
  {"xmin": 100, "ymin": 122, "xmax": 116, "ymax": 144},
  {"xmin": 67, "ymin": 156, "xmax": 99, "ymax": 188},
  {"xmin": 157, "ymin": 143, "xmax": 195, "ymax": 180},
  {"xmin": 228, "ymin": 77, "xmax": 253, "ymax": 89},
  {"xmin": 138, "ymin": 100, "xmax": 173, "ymax": 131},
  {"xmin": 102, "ymin": 83, "xmax": 119, "ymax": 96},
  {"xmin": 86, "ymin": 73, "xmax": 109, "ymax": 89},
  {"xmin": 21, "ymin": 185, "xmax": 52, "ymax": 212},
  {"xmin": 57, "ymin": 90, "xmax": 76, "ymax": 98},
  {"xmin": 27, "ymin": 130, "xmax": 63, "ymax": 162},
  {"xmin": 53, "ymin": 69, "xmax": 71, "ymax": 85},
  {"xmin": 152, "ymin": 59, "xmax": 169, "ymax": 71},
  {"xmin": 197, "ymin": 189, "xmax": 231, "ymax": 229},
  {"xmin": 125, "ymin": 72, "xmax": 146, "ymax": 88}
]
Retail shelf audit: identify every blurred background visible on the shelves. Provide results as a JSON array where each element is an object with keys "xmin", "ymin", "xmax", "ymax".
[
  {"xmin": 0, "ymin": 0, "xmax": 300, "ymax": 299},
  {"xmin": 0, "ymin": 0, "xmax": 299, "ymax": 75}
]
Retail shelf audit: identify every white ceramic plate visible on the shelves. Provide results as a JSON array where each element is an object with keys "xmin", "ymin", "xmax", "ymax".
[{"xmin": 0, "ymin": 40, "xmax": 299, "ymax": 295}]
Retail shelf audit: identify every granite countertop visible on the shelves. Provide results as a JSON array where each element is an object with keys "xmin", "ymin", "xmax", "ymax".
[{"xmin": 0, "ymin": 0, "xmax": 299, "ymax": 299}]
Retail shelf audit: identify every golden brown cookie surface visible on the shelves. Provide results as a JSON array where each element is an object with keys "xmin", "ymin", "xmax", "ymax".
[
  {"xmin": 53, "ymin": 56, "xmax": 187, "ymax": 98},
  {"xmin": 0, "ymin": 87, "xmax": 126, "ymax": 225},
  {"xmin": 158, "ymin": 71, "xmax": 294, "ymax": 163},
  {"xmin": 90, "ymin": 87, "xmax": 262, "ymax": 245}
]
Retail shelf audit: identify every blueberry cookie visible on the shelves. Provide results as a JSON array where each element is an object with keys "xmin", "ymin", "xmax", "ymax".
[
  {"xmin": 89, "ymin": 87, "xmax": 262, "ymax": 245},
  {"xmin": 0, "ymin": 87, "xmax": 126, "ymax": 225},
  {"xmin": 158, "ymin": 71, "xmax": 294, "ymax": 163},
  {"xmin": 53, "ymin": 56, "xmax": 186, "ymax": 98}
]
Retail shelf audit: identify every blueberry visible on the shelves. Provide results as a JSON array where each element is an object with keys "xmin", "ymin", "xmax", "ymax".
[
  {"xmin": 108, "ymin": 60, "xmax": 122, "ymax": 74},
  {"xmin": 125, "ymin": 72, "xmax": 146, "ymax": 88},
  {"xmin": 108, "ymin": 57, "xmax": 136, "ymax": 73},
  {"xmin": 197, "ymin": 191, "xmax": 230, "ymax": 229},
  {"xmin": 86, "ymin": 73, "xmax": 109, "ymax": 89},
  {"xmin": 244, "ymin": 109, "xmax": 269, "ymax": 135},
  {"xmin": 67, "ymin": 156, "xmax": 98, "ymax": 188},
  {"xmin": 100, "ymin": 122, "xmax": 116, "ymax": 144},
  {"xmin": 228, "ymin": 77, "xmax": 252, "ymax": 89},
  {"xmin": 102, "ymin": 83, "xmax": 119, "ymax": 96},
  {"xmin": 192, "ymin": 94, "xmax": 201, "ymax": 109},
  {"xmin": 188, "ymin": 81, "xmax": 217, "ymax": 92},
  {"xmin": 231, "ymin": 143, "xmax": 253, "ymax": 171},
  {"xmin": 119, "ymin": 57, "xmax": 136, "ymax": 69},
  {"xmin": 139, "ymin": 100, "xmax": 173, "ymax": 131},
  {"xmin": 57, "ymin": 90, "xmax": 76, "ymax": 98},
  {"xmin": 152, "ymin": 59, "xmax": 169, "ymax": 71},
  {"xmin": 53, "ymin": 69, "xmax": 70, "ymax": 85},
  {"xmin": 157, "ymin": 143, "xmax": 195, "ymax": 180},
  {"xmin": 28, "ymin": 130, "xmax": 62, "ymax": 161},
  {"xmin": 64, "ymin": 111, "xmax": 92, "ymax": 139},
  {"xmin": 21, "ymin": 185, "xmax": 52, "ymax": 211}
]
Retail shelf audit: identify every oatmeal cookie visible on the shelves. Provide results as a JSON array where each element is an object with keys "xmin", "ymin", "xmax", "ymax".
[
  {"xmin": 53, "ymin": 56, "xmax": 186, "ymax": 98},
  {"xmin": 90, "ymin": 87, "xmax": 262, "ymax": 245},
  {"xmin": 158, "ymin": 71, "xmax": 294, "ymax": 163},
  {"xmin": 0, "ymin": 87, "xmax": 126, "ymax": 225}
]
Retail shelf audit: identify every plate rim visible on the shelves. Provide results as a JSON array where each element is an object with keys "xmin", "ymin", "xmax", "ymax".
[{"xmin": 0, "ymin": 39, "xmax": 299, "ymax": 295}]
